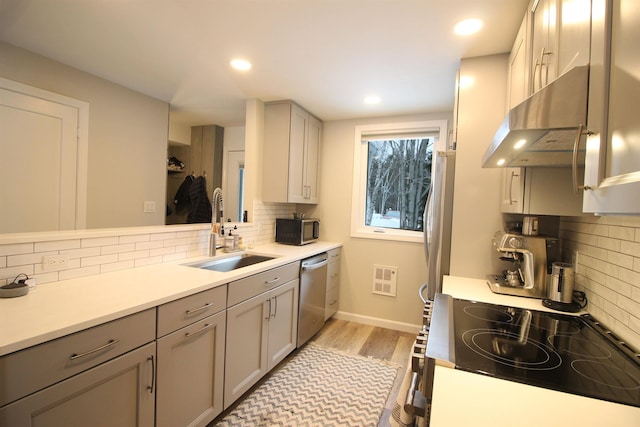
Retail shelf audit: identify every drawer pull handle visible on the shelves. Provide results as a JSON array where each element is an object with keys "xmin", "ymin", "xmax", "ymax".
[
  {"xmin": 70, "ymin": 338, "xmax": 120, "ymax": 361},
  {"xmin": 184, "ymin": 323, "xmax": 213, "ymax": 338},
  {"xmin": 185, "ymin": 303, "xmax": 213, "ymax": 315},
  {"xmin": 265, "ymin": 277, "xmax": 281, "ymax": 285}
]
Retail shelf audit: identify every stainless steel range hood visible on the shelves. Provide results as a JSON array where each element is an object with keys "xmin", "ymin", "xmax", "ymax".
[{"xmin": 482, "ymin": 65, "xmax": 589, "ymax": 168}]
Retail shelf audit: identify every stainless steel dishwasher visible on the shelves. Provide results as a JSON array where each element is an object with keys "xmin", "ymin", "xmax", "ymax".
[{"xmin": 297, "ymin": 252, "xmax": 329, "ymax": 347}]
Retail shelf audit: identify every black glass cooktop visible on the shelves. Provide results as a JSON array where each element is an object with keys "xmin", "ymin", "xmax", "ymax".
[{"xmin": 452, "ymin": 298, "xmax": 640, "ymax": 407}]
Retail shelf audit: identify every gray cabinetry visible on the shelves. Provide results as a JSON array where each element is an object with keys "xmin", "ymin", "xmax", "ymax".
[
  {"xmin": 583, "ymin": 0, "xmax": 640, "ymax": 213},
  {"xmin": 325, "ymin": 247, "xmax": 341, "ymax": 320},
  {"xmin": 262, "ymin": 101, "xmax": 322, "ymax": 204},
  {"xmin": 529, "ymin": 0, "xmax": 591, "ymax": 94},
  {"xmin": 500, "ymin": 167, "xmax": 583, "ymax": 215},
  {"xmin": 224, "ymin": 262, "xmax": 299, "ymax": 408},
  {"xmin": 0, "ymin": 310, "xmax": 156, "ymax": 427},
  {"xmin": 155, "ymin": 285, "xmax": 227, "ymax": 427}
]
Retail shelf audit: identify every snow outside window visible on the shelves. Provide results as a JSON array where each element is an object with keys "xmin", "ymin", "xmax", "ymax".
[{"xmin": 350, "ymin": 120, "xmax": 448, "ymax": 243}]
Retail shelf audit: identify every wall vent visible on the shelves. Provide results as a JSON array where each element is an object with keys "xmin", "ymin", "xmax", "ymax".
[{"xmin": 372, "ymin": 264, "xmax": 397, "ymax": 297}]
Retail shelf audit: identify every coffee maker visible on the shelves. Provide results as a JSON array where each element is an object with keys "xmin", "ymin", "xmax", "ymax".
[{"xmin": 487, "ymin": 231, "xmax": 560, "ymax": 298}]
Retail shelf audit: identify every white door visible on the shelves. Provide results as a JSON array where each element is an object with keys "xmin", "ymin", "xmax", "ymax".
[{"xmin": 0, "ymin": 80, "xmax": 87, "ymax": 232}]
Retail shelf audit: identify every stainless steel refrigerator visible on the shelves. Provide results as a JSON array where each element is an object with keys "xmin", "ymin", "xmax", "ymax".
[{"xmin": 422, "ymin": 151, "xmax": 456, "ymax": 302}]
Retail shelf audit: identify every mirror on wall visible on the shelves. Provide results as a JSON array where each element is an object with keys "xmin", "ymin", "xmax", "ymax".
[
  {"xmin": 0, "ymin": 44, "xmax": 248, "ymax": 235},
  {"xmin": 165, "ymin": 123, "xmax": 246, "ymax": 226}
]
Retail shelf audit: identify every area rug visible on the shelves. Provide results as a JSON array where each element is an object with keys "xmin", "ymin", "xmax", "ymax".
[{"xmin": 215, "ymin": 343, "xmax": 400, "ymax": 426}]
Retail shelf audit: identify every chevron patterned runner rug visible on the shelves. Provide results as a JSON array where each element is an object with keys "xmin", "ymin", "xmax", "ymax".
[{"xmin": 215, "ymin": 343, "xmax": 400, "ymax": 426}]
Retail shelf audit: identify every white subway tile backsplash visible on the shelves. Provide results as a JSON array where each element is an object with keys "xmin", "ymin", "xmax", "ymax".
[
  {"xmin": 119, "ymin": 249, "xmax": 151, "ymax": 261},
  {"xmin": 35, "ymin": 240, "xmax": 81, "ymax": 252},
  {"xmin": 561, "ymin": 215, "xmax": 640, "ymax": 351},
  {"xmin": 81, "ymin": 254, "xmax": 119, "ymax": 267},
  {"xmin": 119, "ymin": 234, "xmax": 151, "ymax": 244},
  {"xmin": 82, "ymin": 236, "xmax": 119, "ymax": 248},
  {"xmin": 0, "ymin": 201, "xmax": 290, "ymax": 301},
  {"xmin": 61, "ymin": 247, "xmax": 101, "ymax": 259},
  {"xmin": 0, "ymin": 243, "xmax": 34, "ymax": 256},
  {"xmin": 7, "ymin": 252, "xmax": 53, "ymax": 267},
  {"xmin": 135, "ymin": 240, "xmax": 164, "ymax": 251},
  {"xmin": 101, "ymin": 243, "xmax": 136, "ymax": 255}
]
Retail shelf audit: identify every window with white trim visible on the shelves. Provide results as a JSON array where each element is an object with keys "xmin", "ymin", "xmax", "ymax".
[{"xmin": 351, "ymin": 120, "xmax": 448, "ymax": 242}]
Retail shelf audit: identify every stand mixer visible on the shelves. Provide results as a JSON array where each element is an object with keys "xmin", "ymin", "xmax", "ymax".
[{"xmin": 487, "ymin": 232, "xmax": 560, "ymax": 298}]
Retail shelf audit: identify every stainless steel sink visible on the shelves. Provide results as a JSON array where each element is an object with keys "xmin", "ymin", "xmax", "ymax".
[{"xmin": 186, "ymin": 253, "xmax": 276, "ymax": 273}]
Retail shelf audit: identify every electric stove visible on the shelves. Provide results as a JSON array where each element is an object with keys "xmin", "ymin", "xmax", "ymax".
[{"xmin": 428, "ymin": 294, "xmax": 640, "ymax": 408}]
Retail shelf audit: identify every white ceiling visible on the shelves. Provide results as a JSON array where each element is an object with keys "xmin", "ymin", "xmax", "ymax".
[{"xmin": 0, "ymin": 0, "xmax": 529, "ymax": 127}]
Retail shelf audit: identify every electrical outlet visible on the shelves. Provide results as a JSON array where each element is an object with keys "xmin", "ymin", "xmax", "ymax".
[{"xmin": 43, "ymin": 255, "xmax": 69, "ymax": 271}]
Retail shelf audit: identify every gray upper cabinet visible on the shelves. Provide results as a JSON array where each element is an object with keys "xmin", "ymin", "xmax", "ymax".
[
  {"xmin": 583, "ymin": 0, "xmax": 640, "ymax": 213},
  {"xmin": 262, "ymin": 101, "xmax": 322, "ymax": 204},
  {"xmin": 529, "ymin": 0, "xmax": 591, "ymax": 94}
]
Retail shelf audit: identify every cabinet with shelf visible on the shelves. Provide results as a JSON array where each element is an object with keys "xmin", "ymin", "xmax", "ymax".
[
  {"xmin": 325, "ymin": 247, "xmax": 341, "ymax": 320},
  {"xmin": 156, "ymin": 286, "xmax": 227, "ymax": 427},
  {"xmin": 583, "ymin": 0, "xmax": 640, "ymax": 213},
  {"xmin": 262, "ymin": 101, "xmax": 322, "ymax": 204},
  {"xmin": 0, "ymin": 310, "xmax": 156, "ymax": 426},
  {"xmin": 528, "ymin": 0, "xmax": 591, "ymax": 94},
  {"xmin": 224, "ymin": 262, "xmax": 299, "ymax": 408}
]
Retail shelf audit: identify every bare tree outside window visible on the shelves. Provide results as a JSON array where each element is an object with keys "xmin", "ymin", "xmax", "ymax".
[{"xmin": 365, "ymin": 137, "xmax": 434, "ymax": 231}]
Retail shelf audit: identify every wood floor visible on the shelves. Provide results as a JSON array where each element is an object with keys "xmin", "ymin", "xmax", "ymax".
[
  {"xmin": 310, "ymin": 318, "xmax": 416, "ymax": 427},
  {"xmin": 212, "ymin": 318, "xmax": 416, "ymax": 426}
]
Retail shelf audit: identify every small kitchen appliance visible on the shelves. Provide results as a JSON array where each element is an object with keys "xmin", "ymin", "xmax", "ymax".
[
  {"xmin": 541, "ymin": 262, "xmax": 584, "ymax": 312},
  {"xmin": 427, "ymin": 294, "xmax": 640, "ymax": 408},
  {"xmin": 487, "ymin": 232, "xmax": 560, "ymax": 298},
  {"xmin": 275, "ymin": 218, "xmax": 319, "ymax": 245}
]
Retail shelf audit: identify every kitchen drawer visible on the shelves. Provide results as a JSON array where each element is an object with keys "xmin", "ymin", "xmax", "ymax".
[
  {"xmin": 325, "ymin": 286, "xmax": 339, "ymax": 320},
  {"xmin": 228, "ymin": 262, "xmax": 299, "ymax": 307},
  {"xmin": 0, "ymin": 308, "xmax": 155, "ymax": 407},
  {"xmin": 327, "ymin": 247, "xmax": 341, "ymax": 261},
  {"xmin": 157, "ymin": 285, "xmax": 227, "ymax": 337},
  {"xmin": 327, "ymin": 262, "xmax": 340, "ymax": 293}
]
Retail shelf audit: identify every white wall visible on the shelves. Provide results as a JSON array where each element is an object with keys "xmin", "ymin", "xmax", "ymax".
[
  {"xmin": 307, "ymin": 112, "xmax": 452, "ymax": 330},
  {"xmin": 0, "ymin": 41, "xmax": 169, "ymax": 230},
  {"xmin": 449, "ymin": 54, "xmax": 508, "ymax": 279}
]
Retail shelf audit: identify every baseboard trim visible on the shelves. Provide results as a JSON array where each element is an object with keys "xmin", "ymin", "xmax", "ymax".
[{"xmin": 332, "ymin": 311, "xmax": 421, "ymax": 334}]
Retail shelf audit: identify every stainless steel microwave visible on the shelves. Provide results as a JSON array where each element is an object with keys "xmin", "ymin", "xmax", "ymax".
[{"xmin": 275, "ymin": 218, "xmax": 320, "ymax": 245}]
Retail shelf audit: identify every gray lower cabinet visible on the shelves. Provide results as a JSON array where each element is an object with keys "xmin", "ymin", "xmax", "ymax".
[
  {"xmin": 325, "ymin": 247, "xmax": 341, "ymax": 320},
  {"xmin": 224, "ymin": 265, "xmax": 299, "ymax": 408},
  {"xmin": 0, "ymin": 342, "xmax": 156, "ymax": 426},
  {"xmin": 155, "ymin": 285, "xmax": 227, "ymax": 427}
]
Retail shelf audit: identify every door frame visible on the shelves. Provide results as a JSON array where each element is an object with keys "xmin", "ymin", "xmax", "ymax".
[{"xmin": 0, "ymin": 77, "xmax": 90, "ymax": 229}]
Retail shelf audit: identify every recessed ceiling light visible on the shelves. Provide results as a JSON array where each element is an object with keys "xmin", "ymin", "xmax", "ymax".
[
  {"xmin": 454, "ymin": 18, "xmax": 483, "ymax": 36},
  {"xmin": 364, "ymin": 95, "xmax": 381, "ymax": 105},
  {"xmin": 497, "ymin": 158, "xmax": 506, "ymax": 166},
  {"xmin": 230, "ymin": 58, "xmax": 252, "ymax": 71}
]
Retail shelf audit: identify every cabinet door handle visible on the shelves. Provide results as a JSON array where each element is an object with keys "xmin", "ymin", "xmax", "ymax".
[
  {"xmin": 533, "ymin": 59, "xmax": 541, "ymax": 92},
  {"xmin": 265, "ymin": 277, "xmax": 280, "ymax": 285},
  {"xmin": 185, "ymin": 302, "xmax": 213, "ymax": 315},
  {"xmin": 147, "ymin": 355, "xmax": 155, "ymax": 394},
  {"xmin": 184, "ymin": 323, "xmax": 213, "ymax": 338},
  {"xmin": 70, "ymin": 338, "xmax": 120, "ymax": 361},
  {"xmin": 572, "ymin": 124, "xmax": 593, "ymax": 194},
  {"xmin": 265, "ymin": 298, "xmax": 272, "ymax": 320},
  {"xmin": 271, "ymin": 296, "xmax": 278, "ymax": 318},
  {"xmin": 508, "ymin": 170, "xmax": 519, "ymax": 205}
]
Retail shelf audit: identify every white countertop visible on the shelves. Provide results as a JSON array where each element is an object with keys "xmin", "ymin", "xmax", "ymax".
[
  {"xmin": 429, "ymin": 275, "xmax": 640, "ymax": 426},
  {"xmin": 0, "ymin": 241, "xmax": 340, "ymax": 357}
]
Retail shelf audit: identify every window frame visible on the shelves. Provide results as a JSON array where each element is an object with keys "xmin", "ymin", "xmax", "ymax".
[{"xmin": 350, "ymin": 120, "xmax": 449, "ymax": 242}]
